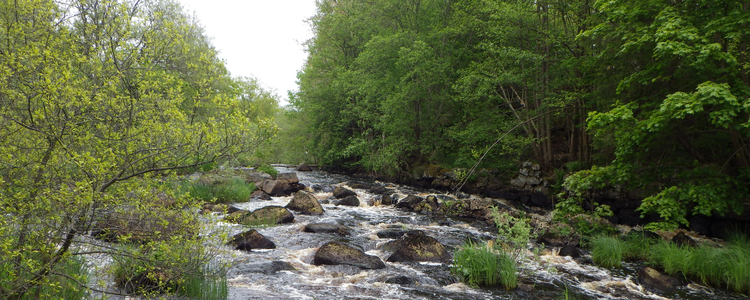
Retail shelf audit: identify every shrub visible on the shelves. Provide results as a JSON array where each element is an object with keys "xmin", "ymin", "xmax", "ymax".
[
  {"xmin": 113, "ymin": 241, "xmax": 227, "ymax": 299},
  {"xmin": 452, "ymin": 241, "xmax": 517, "ymax": 290},
  {"xmin": 590, "ymin": 235, "xmax": 624, "ymax": 268},
  {"xmin": 491, "ymin": 209, "xmax": 533, "ymax": 257},
  {"xmin": 0, "ymin": 254, "xmax": 89, "ymax": 300}
]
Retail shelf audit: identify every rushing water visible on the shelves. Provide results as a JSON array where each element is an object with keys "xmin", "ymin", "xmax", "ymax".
[{"xmin": 210, "ymin": 166, "xmax": 747, "ymax": 300}]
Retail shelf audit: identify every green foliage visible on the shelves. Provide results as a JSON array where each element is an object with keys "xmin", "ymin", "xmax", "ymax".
[
  {"xmin": 113, "ymin": 241, "xmax": 228, "ymax": 298},
  {"xmin": 184, "ymin": 177, "xmax": 256, "ymax": 204},
  {"xmin": 0, "ymin": 0, "xmax": 270, "ymax": 297},
  {"xmin": 491, "ymin": 209, "xmax": 533, "ymax": 257},
  {"xmin": 590, "ymin": 236, "xmax": 624, "ymax": 268},
  {"xmin": 256, "ymin": 165, "xmax": 279, "ymax": 179},
  {"xmin": 452, "ymin": 241, "xmax": 518, "ymax": 290},
  {"xmin": 0, "ymin": 254, "xmax": 89, "ymax": 300}
]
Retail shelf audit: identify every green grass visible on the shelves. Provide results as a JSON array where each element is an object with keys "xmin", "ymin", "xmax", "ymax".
[
  {"xmin": 591, "ymin": 231, "xmax": 750, "ymax": 295},
  {"xmin": 452, "ymin": 241, "xmax": 517, "ymax": 290},
  {"xmin": 590, "ymin": 235, "xmax": 624, "ymax": 268}
]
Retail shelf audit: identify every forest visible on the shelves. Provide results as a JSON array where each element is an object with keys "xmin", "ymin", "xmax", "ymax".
[
  {"xmin": 1, "ymin": 0, "xmax": 749, "ymax": 298},
  {"xmin": 287, "ymin": 0, "xmax": 750, "ymax": 231}
]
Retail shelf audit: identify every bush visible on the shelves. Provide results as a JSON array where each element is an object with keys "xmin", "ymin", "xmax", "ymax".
[
  {"xmin": 0, "ymin": 254, "xmax": 89, "ymax": 299},
  {"xmin": 113, "ymin": 242, "xmax": 227, "ymax": 299},
  {"xmin": 452, "ymin": 241, "xmax": 517, "ymax": 290},
  {"xmin": 622, "ymin": 232, "xmax": 656, "ymax": 260},
  {"xmin": 590, "ymin": 235, "xmax": 624, "ymax": 268}
]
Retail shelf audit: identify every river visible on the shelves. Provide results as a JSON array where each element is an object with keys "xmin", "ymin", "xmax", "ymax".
[{"xmin": 206, "ymin": 166, "xmax": 746, "ymax": 300}]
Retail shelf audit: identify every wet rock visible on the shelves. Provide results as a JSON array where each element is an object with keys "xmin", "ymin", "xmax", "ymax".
[
  {"xmin": 276, "ymin": 172, "xmax": 299, "ymax": 184},
  {"xmin": 244, "ymin": 171, "xmax": 273, "ymax": 184},
  {"xmin": 384, "ymin": 275, "xmax": 416, "ymax": 286},
  {"xmin": 227, "ymin": 229, "xmax": 276, "ymax": 251},
  {"xmin": 376, "ymin": 228, "xmax": 412, "ymax": 239},
  {"xmin": 558, "ymin": 246, "xmax": 580, "ymax": 258},
  {"xmin": 304, "ymin": 223, "xmax": 351, "ymax": 236},
  {"xmin": 386, "ymin": 231, "xmax": 451, "ymax": 263},
  {"xmin": 368, "ymin": 185, "xmax": 393, "ymax": 195},
  {"xmin": 286, "ymin": 190, "xmax": 325, "ymax": 215},
  {"xmin": 537, "ymin": 224, "xmax": 580, "ymax": 247},
  {"xmin": 250, "ymin": 190, "xmax": 272, "ymax": 200},
  {"xmin": 311, "ymin": 184, "xmax": 334, "ymax": 193},
  {"xmin": 313, "ymin": 242, "xmax": 385, "ymax": 269},
  {"xmin": 225, "ymin": 206, "xmax": 294, "ymax": 225},
  {"xmin": 529, "ymin": 192, "xmax": 552, "ymax": 209},
  {"xmin": 381, "ymin": 194, "xmax": 394, "ymax": 205},
  {"xmin": 395, "ymin": 194, "xmax": 423, "ymax": 210},
  {"xmin": 260, "ymin": 179, "xmax": 290, "ymax": 196},
  {"xmin": 671, "ymin": 232, "xmax": 698, "ymax": 247},
  {"xmin": 228, "ymin": 261, "xmax": 296, "ymax": 276},
  {"xmin": 638, "ymin": 267, "xmax": 681, "ymax": 293},
  {"xmin": 336, "ymin": 195, "xmax": 360, "ymax": 207},
  {"xmin": 296, "ymin": 162, "xmax": 313, "ymax": 171},
  {"xmin": 348, "ymin": 182, "xmax": 373, "ymax": 190},
  {"xmin": 201, "ymin": 203, "xmax": 241, "ymax": 214},
  {"xmin": 332, "ymin": 186, "xmax": 356, "ymax": 199}
]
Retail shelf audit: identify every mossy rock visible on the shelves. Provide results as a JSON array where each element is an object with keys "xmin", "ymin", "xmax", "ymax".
[
  {"xmin": 286, "ymin": 190, "xmax": 324, "ymax": 215},
  {"xmin": 386, "ymin": 231, "xmax": 451, "ymax": 263},
  {"xmin": 313, "ymin": 242, "xmax": 385, "ymax": 269},
  {"xmin": 225, "ymin": 206, "xmax": 294, "ymax": 226}
]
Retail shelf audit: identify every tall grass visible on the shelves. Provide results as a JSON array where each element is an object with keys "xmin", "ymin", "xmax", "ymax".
[
  {"xmin": 590, "ymin": 235, "xmax": 623, "ymax": 268},
  {"xmin": 452, "ymin": 241, "xmax": 517, "ymax": 290},
  {"xmin": 184, "ymin": 177, "xmax": 256, "ymax": 203}
]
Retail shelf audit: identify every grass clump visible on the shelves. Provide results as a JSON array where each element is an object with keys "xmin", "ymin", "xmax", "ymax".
[
  {"xmin": 453, "ymin": 241, "xmax": 517, "ymax": 290},
  {"xmin": 590, "ymin": 235, "xmax": 624, "ymax": 268},
  {"xmin": 648, "ymin": 232, "xmax": 750, "ymax": 294}
]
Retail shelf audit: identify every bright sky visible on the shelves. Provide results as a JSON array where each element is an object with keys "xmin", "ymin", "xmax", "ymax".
[{"xmin": 177, "ymin": 0, "xmax": 318, "ymax": 104}]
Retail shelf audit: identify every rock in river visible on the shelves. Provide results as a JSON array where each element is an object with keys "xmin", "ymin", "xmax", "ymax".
[{"xmin": 313, "ymin": 242, "xmax": 385, "ymax": 269}]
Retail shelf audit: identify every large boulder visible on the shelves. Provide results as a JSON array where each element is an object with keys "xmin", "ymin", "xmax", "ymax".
[
  {"xmin": 225, "ymin": 206, "xmax": 294, "ymax": 225},
  {"xmin": 332, "ymin": 186, "xmax": 357, "ymax": 199},
  {"xmin": 313, "ymin": 242, "xmax": 385, "ymax": 269},
  {"xmin": 395, "ymin": 194, "xmax": 423, "ymax": 210},
  {"xmin": 296, "ymin": 162, "xmax": 313, "ymax": 171},
  {"xmin": 303, "ymin": 223, "xmax": 351, "ymax": 236},
  {"xmin": 227, "ymin": 229, "xmax": 276, "ymax": 251},
  {"xmin": 260, "ymin": 179, "xmax": 290, "ymax": 196},
  {"xmin": 336, "ymin": 195, "xmax": 360, "ymax": 207},
  {"xmin": 243, "ymin": 171, "xmax": 273, "ymax": 184},
  {"xmin": 276, "ymin": 172, "xmax": 299, "ymax": 184},
  {"xmin": 386, "ymin": 231, "xmax": 451, "ymax": 263},
  {"xmin": 286, "ymin": 190, "xmax": 324, "ymax": 215},
  {"xmin": 638, "ymin": 267, "xmax": 682, "ymax": 293},
  {"xmin": 671, "ymin": 232, "xmax": 698, "ymax": 248}
]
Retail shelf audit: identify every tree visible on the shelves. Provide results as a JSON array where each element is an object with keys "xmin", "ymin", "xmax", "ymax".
[
  {"xmin": 0, "ymin": 0, "xmax": 273, "ymax": 297},
  {"xmin": 565, "ymin": 0, "xmax": 750, "ymax": 229}
]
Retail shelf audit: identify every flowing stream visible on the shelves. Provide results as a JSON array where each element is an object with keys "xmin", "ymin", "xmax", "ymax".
[{"xmin": 208, "ymin": 166, "xmax": 747, "ymax": 300}]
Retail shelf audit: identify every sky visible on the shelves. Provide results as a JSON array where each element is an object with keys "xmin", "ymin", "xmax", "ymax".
[{"xmin": 177, "ymin": 0, "xmax": 318, "ymax": 104}]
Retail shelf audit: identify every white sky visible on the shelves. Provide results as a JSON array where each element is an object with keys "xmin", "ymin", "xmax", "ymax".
[{"xmin": 177, "ymin": 0, "xmax": 318, "ymax": 104}]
